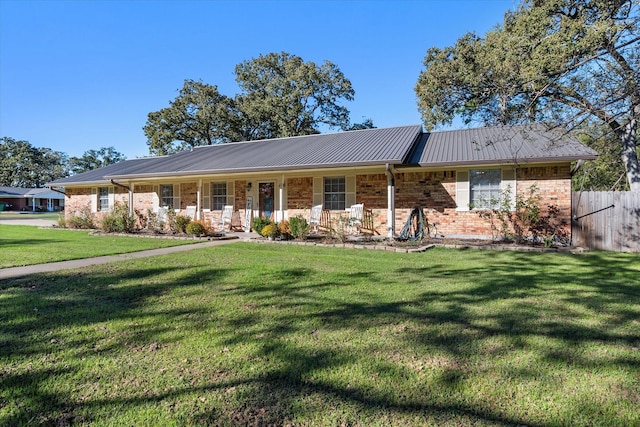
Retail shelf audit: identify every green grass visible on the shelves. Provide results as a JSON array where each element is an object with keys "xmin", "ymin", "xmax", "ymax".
[
  {"xmin": 1, "ymin": 243, "xmax": 639, "ymax": 426},
  {"xmin": 0, "ymin": 225, "xmax": 199, "ymax": 268},
  {"xmin": 0, "ymin": 212, "xmax": 60, "ymax": 221}
]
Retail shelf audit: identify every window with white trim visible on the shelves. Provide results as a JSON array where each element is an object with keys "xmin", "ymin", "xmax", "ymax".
[
  {"xmin": 98, "ymin": 187, "xmax": 109, "ymax": 211},
  {"xmin": 324, "ymin": 177, "xmax": 345, "ymax": 210},
  {"xmin": 160, "ymin": 184, "xmax": 174, "ymax": 209},
  {"xmin": 211, "ymin": 182, "xmax": 227, "ymax": 211},
  {"xmin": 469, "ymin": 169, "xmax": 501, "ymax": 209}
]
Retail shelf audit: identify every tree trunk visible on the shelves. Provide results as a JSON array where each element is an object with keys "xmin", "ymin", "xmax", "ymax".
[{"xmin": 619, "ymin": 110, "xmax": 640, "ymax": 192}]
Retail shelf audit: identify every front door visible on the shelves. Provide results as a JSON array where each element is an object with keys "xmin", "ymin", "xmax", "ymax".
[{"xmin": 258, "ymin": 182, "xmax": 275, "ymax": 220}]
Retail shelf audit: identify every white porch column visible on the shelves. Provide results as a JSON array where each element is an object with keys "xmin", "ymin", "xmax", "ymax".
[
  {"xmin": 386, "ymin": 164, "xmax": 395, "ymax": 239},
  {"xmin": 196, "ymin": 179, "xmax": 202, "ymax": 220},
  {"xmin": 128, "ymin": 186, "xmax": 133, "ymax": 216},
  {"xmin": 278, "ymin": 175, "xmax": 285, "ymax": 222}
]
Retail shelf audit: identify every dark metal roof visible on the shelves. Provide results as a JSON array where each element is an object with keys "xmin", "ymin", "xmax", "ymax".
[
  {"xmin": 47, "ymin": 124, "xmax": 598, "ymax": 186},
  {"xmin": 49, "ymin": 125, "xmax": 422, "ymax": 185},
  {"xmin": 48, "ymin": 156, "xmax": 170, "ymax": 186},
  {"xmin": 409, "ymin": 124, "xmax": 598, "ymax": 167}
]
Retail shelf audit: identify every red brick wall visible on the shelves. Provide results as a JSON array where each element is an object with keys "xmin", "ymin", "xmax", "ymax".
[
  {"xmin": 287, "ymin": 177, "xmax": 313, "ymax": 209},
  {"xmin": 393, "ymin": 166, "xmax": 572, "ymax": 238},
  {"xmin": 133, "ymin": 185, "xmax": 155, "ymax": 213},
  {"xmin": 64, "ymin": 188, "xmax": 92, "ymax": 220},
  {"xmin": 180, "ymin": 182, "xmax": 197, "ymax": 209},
  {"xmin": 62, "ymin": 164, "xmax": 573, "ymax": 238}
]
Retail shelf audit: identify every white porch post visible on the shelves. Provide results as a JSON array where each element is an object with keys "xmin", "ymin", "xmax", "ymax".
[
  {"xmin": 386, "ymin": 164, "xmax": 395, "ymax": 239},
  {"xmin": 278, "ymin": 175, "xmax": 284, "ymax": 222},
  {"xmin": 196, "ymin": 180, "xmax": 202, "ymax": 220},
  {"xmin": 128, "ymin": 185, "xmax": 133, "ymax": 216}
]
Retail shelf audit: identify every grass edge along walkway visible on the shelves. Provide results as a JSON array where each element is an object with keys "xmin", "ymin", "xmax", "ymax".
[{"xmin": 0, "ymin": 239, "xmax": 240, "ymax": 280}]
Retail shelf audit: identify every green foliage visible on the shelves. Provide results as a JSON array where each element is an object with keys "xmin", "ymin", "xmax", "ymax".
[
  {"xmin": 175, "ymin": 215, "xmax": 191, "ymax": 234},
  {"xmin": 288, "ymin": 215, "xmax": 310, "ymax": 240},
  {"xmin": 252, "ymin": 216, "xmax": 272, "ymax": 235},
  {"xmin": 260, "ymin": 223, "xmax": 279, "ymax": 238},
  {"xmin": 235, "ymin": 52, "xmax": 354, "ymax": 138},
  {"xmin": 143, "ymin": 80, "xmax": 237, "ymax": 155},
  {"xmin": 144, "ymin": 52, "xmax": 356, "ymax": 155},
  {"xmin": 415, "ymin": 0, "xmax": 640, "ymax": 190},
  {"xmin": 69, "ymin": 147, "xmax": 126, "ymax": 174},
  {"xmin": 573, "ymin": 127, "xmax": 635, "ymax": 191},
  {"xmin": 0, "ymin": 137, "xmax": 69, "ymax": 187},
  {"xmin": 56, "ymin": 213, "xmax": 66, "ymax": 228},
  {"xmin": 186, "ymin": 221, "xmax": 206, "ymax": 236},
  {"xmin": 100, "ymin": 202, "xmax": 136, "ymax": 233},
  {"xmin": 65, "ymin": 207, "xmax": 96, "ymax": 229},
  {"xmin": 478, "ymin": 184, "xmax": 568, "ymax": 245},
  {"xmin": 145, "ymin": 209, "xmax": 164, "ymax": 233},
  {"xmin": 342, "ymin": 118, "xmax": 376, "ymax": 131}
]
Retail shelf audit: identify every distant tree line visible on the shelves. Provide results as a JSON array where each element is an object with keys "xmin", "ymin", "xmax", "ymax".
[{"xmin": 0, "ymin": 137, "xmax": 125, "ymax": 188}]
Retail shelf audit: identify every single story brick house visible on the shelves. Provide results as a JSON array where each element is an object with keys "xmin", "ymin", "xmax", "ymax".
[
  {"xmin": 47, "ymin": 124, "xmax": 597, "ymax": 239},
  {"xmin": 0, "ymin": 187, "xmax": 65, "ymax": 212}
]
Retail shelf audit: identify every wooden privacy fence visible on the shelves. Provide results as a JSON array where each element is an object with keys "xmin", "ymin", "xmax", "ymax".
[{"xmin": 572, "ymin": 192, "xmax": 640, "ymax": 253}]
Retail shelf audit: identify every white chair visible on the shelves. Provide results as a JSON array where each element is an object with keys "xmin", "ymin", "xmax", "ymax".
[
  {"xmin": 157, "ymin": 207, "xmax": 167, "ymax": 223},
  {"xmin": 347, "ymin": 203, "xmax": 364, "ymax": 235},
  {"xmin": 309, "ymin": 204, "xmax": 323, "ymax": 234},
  {"xmin": 185, "ymin": 205, "xmax": 197, "ymax": 220},
  {"xmin": 219, "ymin": 205, "xmax": 233, "ymax": 231}
]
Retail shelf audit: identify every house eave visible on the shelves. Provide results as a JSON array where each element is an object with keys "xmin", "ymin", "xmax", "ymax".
[
  {"xmin": 417, "ymin": 155, "xmax": 597, "ymax": 168},
  {"xmin": 105, "ymin": 159, "xmax": 406, "ymax": 181}
]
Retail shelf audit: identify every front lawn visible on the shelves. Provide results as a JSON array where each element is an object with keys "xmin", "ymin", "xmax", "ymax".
[
  {"xmin": 1, "ymin": 244, "xmax": 639, "ymax": 426},
  {"xmin": 0, "ymin": 212, "xmax": 60, "ymax": 221},
  {"xmin": 0, "ymin": 224, "xmax": 199, "ymax": 268}
]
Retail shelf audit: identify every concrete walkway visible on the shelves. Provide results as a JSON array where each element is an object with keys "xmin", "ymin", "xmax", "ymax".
[{"xmin": 0, "ymin": 238, "xmax": 246, "ymax": 280}]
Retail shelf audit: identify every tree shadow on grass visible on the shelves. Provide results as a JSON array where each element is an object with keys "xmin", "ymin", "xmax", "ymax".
[{"xmin": 1, "ymin": 247, "xmax": 639, "ymax": 426}]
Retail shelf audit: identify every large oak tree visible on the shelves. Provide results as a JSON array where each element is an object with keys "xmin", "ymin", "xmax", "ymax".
[
  {"xmin": 415, "ymin": 0, "xmax": 640, "ymax": 191},
  {"xmin": 143, "ymin": 80, "xmax": 238, "ymax": 155},
  {"xmin": 143, "ymin": 52, "xmax": 355, "ymax": 155}
]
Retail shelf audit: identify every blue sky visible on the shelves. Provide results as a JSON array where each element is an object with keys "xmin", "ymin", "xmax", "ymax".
[{"xmin": 0, "ymin": 0, "xmax": 516, "ymax": 160}]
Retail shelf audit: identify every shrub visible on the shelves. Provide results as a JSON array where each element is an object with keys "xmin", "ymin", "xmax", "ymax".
[
  {"xmin": 478, "ymin": 184, "xmax": 568, "ymax": 245},
  {"xmin": 278, "ymin": 220, "xmax": 291, "ymax": 240},
  {"xmin": 186, "ymin": 221, "xmax": 206, "ymax": 236},
  {"xmin": 66, "ymin": 207, "xmax": 96, "ymax": 229},
  {"xmin": 134, "ymin": 208, "xmax": 147, "ymax": 230},
  {"xmin": 146, "ymin": 210, "xmax": 165, "ymax": 233},
  {"xmin": 100, "ymin": 202, "xmax": 136, "ymax": 233},
  {"xmin": 252, "ymin": 217, "xmax": 272, "ymax": 235},
  {"xmin": 175, "ymin": 215, "xmax": 191, "ymax": 234},
  {"xmin": 166, "ymin": 209, "xmax": 177, "ymax": 233},
  {"xmin": 56, "ymin": 213, "xmax": 66, "ymax": 228},
  {"xmin": 260, "ymin": 223, "xmax": 279, "ymax": 239},
  {"xmin": 289, "ymin": 216, "xmax": 309, "ymax": 240}
]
